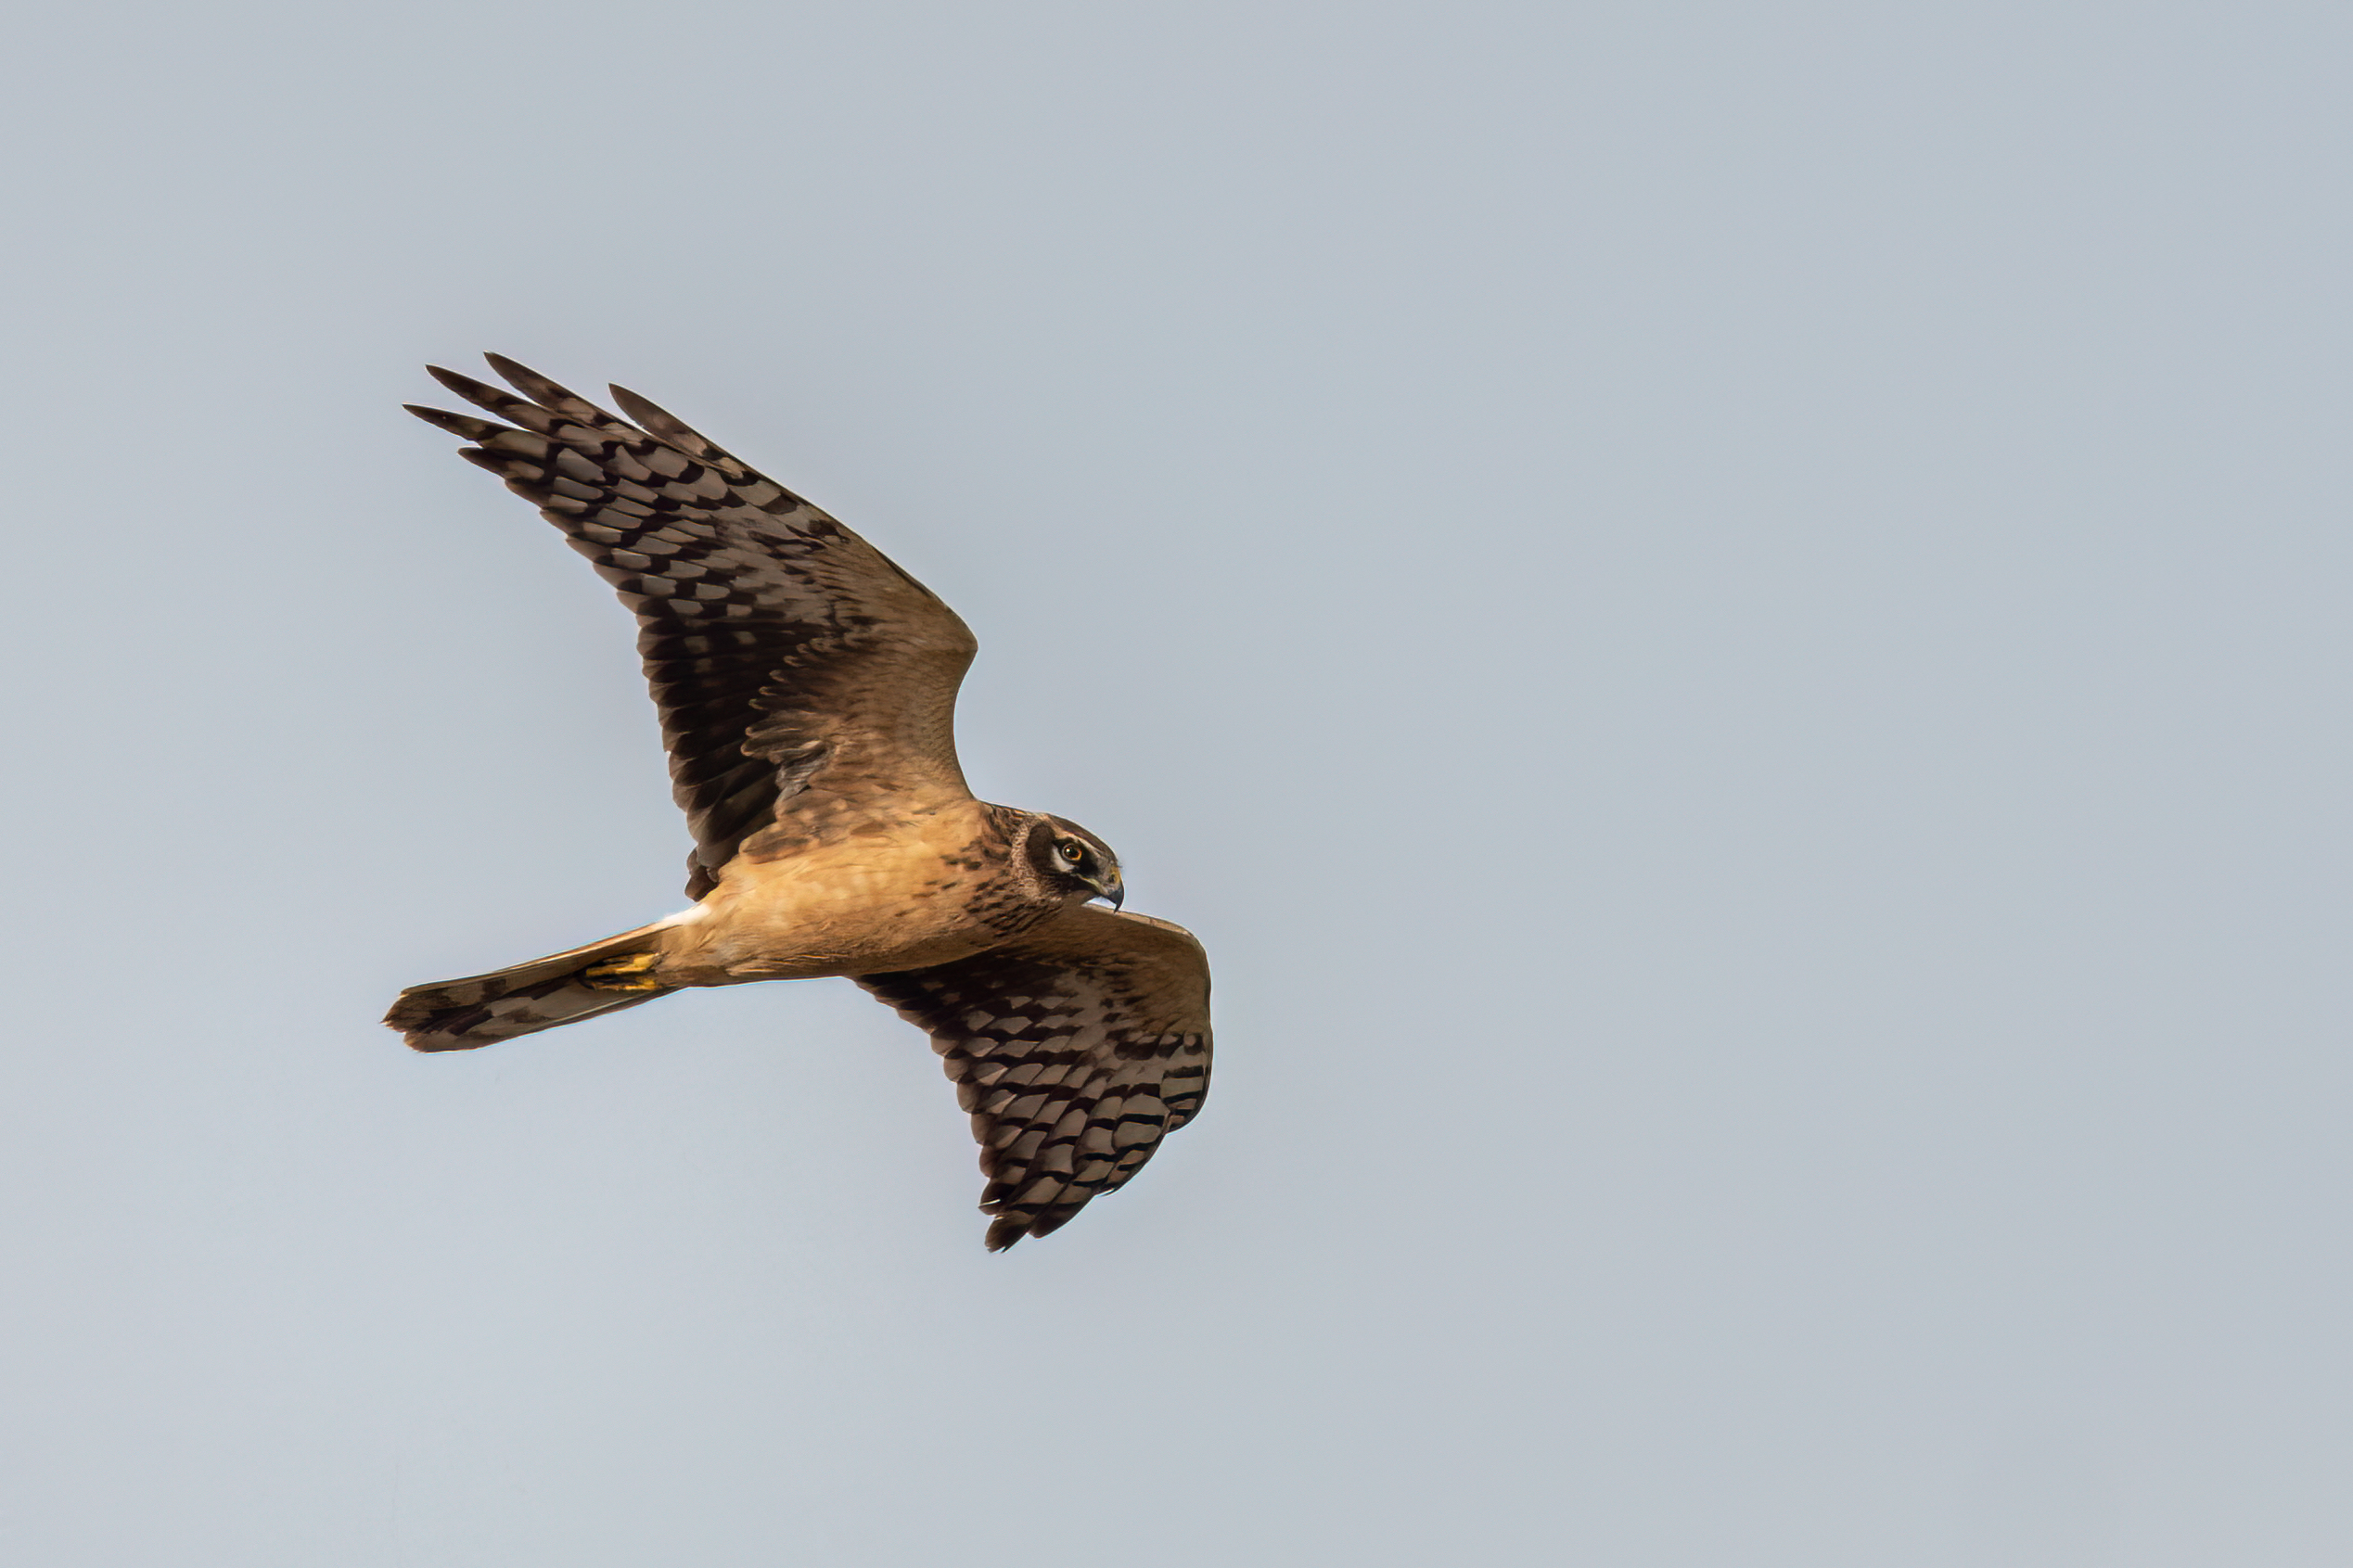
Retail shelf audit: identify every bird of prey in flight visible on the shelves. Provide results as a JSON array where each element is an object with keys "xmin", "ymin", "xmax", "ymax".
[{"xmin": 384, "ymin": 356, "xmax": 1211, "ymax": 1250}]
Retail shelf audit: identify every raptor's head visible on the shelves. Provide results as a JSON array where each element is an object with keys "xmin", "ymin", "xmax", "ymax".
[{"xmin": 1022, "ymin": 815, "xmax": 1124, "ymax": 910}]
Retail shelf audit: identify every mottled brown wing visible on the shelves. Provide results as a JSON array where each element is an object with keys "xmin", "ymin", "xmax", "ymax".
[
  {"xmin": 411, "ymin": 355, "xmax": 978, "ymax": 898},
  {"xmin": 857, "ymin": 906, "xmax": 1213, "ymax": 1251}
]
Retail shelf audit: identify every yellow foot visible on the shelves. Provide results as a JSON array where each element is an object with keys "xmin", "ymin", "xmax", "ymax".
[{"xmin": 582, "ymin": 951, "xmax": 666, "ymax": 992}]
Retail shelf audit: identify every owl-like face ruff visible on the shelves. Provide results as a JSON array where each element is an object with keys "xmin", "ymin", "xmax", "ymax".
[{"xmin": 1028, "ymin": 815, "xmax": 1123, "ymax": 908}]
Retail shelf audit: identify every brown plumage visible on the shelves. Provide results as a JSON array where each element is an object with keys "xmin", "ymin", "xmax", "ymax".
[{"xmin": 385, "ymin": 355, "xmax": 1211, "ymax": 1250}]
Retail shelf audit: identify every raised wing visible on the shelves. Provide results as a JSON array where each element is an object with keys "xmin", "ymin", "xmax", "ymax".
[
  {"xmin": 411, "ymin": 355, "xmax": 978, "ymax": 898},
  {"xmin": 857, "ymin": 906, "xmax": 1213, "ymax": 1250}
]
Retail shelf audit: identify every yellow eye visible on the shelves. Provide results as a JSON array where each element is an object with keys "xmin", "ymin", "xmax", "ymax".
[{"xmin": 1062, "ymin": 841, "xmax": 1089, "ymax": 863}]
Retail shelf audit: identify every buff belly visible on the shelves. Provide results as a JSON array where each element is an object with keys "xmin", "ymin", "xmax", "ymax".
[{"xmin": 646, "ymin": 826, "xmax": 1018, "ymax": 986}]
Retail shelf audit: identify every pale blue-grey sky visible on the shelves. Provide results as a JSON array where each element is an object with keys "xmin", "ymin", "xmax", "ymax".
[{"xmin": 5, "ymin": 2, "xmax": 2349, "ymax": 1563}]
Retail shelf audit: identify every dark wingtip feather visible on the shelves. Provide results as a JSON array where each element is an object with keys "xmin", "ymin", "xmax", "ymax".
[
  {"xmin": 609, "ymin": 384, "xmax": 713, "ymax": 454},
  {"xmin": 428, "ymin": 363, "xmax": 508, "ymax": 404},
  {"xmin": 984, "ymin": 1216, "xmax": 1029, "ymax": 1252},
  {"xmin": 455, "ymin": 445, "xmax": 515, "ymax": 476},
  {"xmin": 481, "ymin": 351, "xmax": 559, "ymax": 401},
  {"xmin": 484, "ymin": 353, "xmax": 605, "ymax": 420},
  {"xmin": 425, "ymin": 363, "xmax": 563, "ymax": 433},
  {"xmin": 405, "ymin": 403, "xmax": 504, "ymax": 440}
]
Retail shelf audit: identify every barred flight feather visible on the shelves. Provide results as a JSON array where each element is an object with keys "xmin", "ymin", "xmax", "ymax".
[
  {"xmin": 410, "ymin": 358, "xmax": 977, "ymax": 899},
  {"xmin": 858, "ymin": 905, "xmax": 1212, "ymax": 1251}
]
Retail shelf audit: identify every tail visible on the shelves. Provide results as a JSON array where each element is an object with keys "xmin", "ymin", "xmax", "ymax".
[{"xmin": 385, "ymin": 923, "xmax": 680, "ymax": 1052}]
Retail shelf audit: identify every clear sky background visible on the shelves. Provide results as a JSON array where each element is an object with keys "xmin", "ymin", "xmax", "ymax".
[{"xmin": 5, "ymin": 2, "xmax": 2348, "ymax": 1563}]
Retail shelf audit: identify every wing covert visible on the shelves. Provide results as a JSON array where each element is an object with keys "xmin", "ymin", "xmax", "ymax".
[
  {"xmin": 857, "ymin": 906, "xmax": 1213, "ymax": 1250},
  {"xmin": 411, "ymin": 355, "xmax": 978, "ymax": 898}
]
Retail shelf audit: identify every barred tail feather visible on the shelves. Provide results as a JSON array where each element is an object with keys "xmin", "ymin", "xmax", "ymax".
[{"xmin": 385, "ymin": 924, "xmax": 678, "ymax": 1052}]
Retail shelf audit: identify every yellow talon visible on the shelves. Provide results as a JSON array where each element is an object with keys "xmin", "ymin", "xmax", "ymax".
[{"xmin": 583, "ymin": 951, "xmax": 665, "ymax": 992}]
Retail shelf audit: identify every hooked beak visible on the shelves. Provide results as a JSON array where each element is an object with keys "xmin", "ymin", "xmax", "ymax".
[{"xmin": 1093, "ymin": 871, "xmax": 1126, "ymax": 911}]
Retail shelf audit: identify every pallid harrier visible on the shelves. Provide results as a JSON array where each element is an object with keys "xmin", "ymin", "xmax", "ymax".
[{"xmin": 384, "ymin": 356, "xmax": 1211, "ymax": 1250}]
